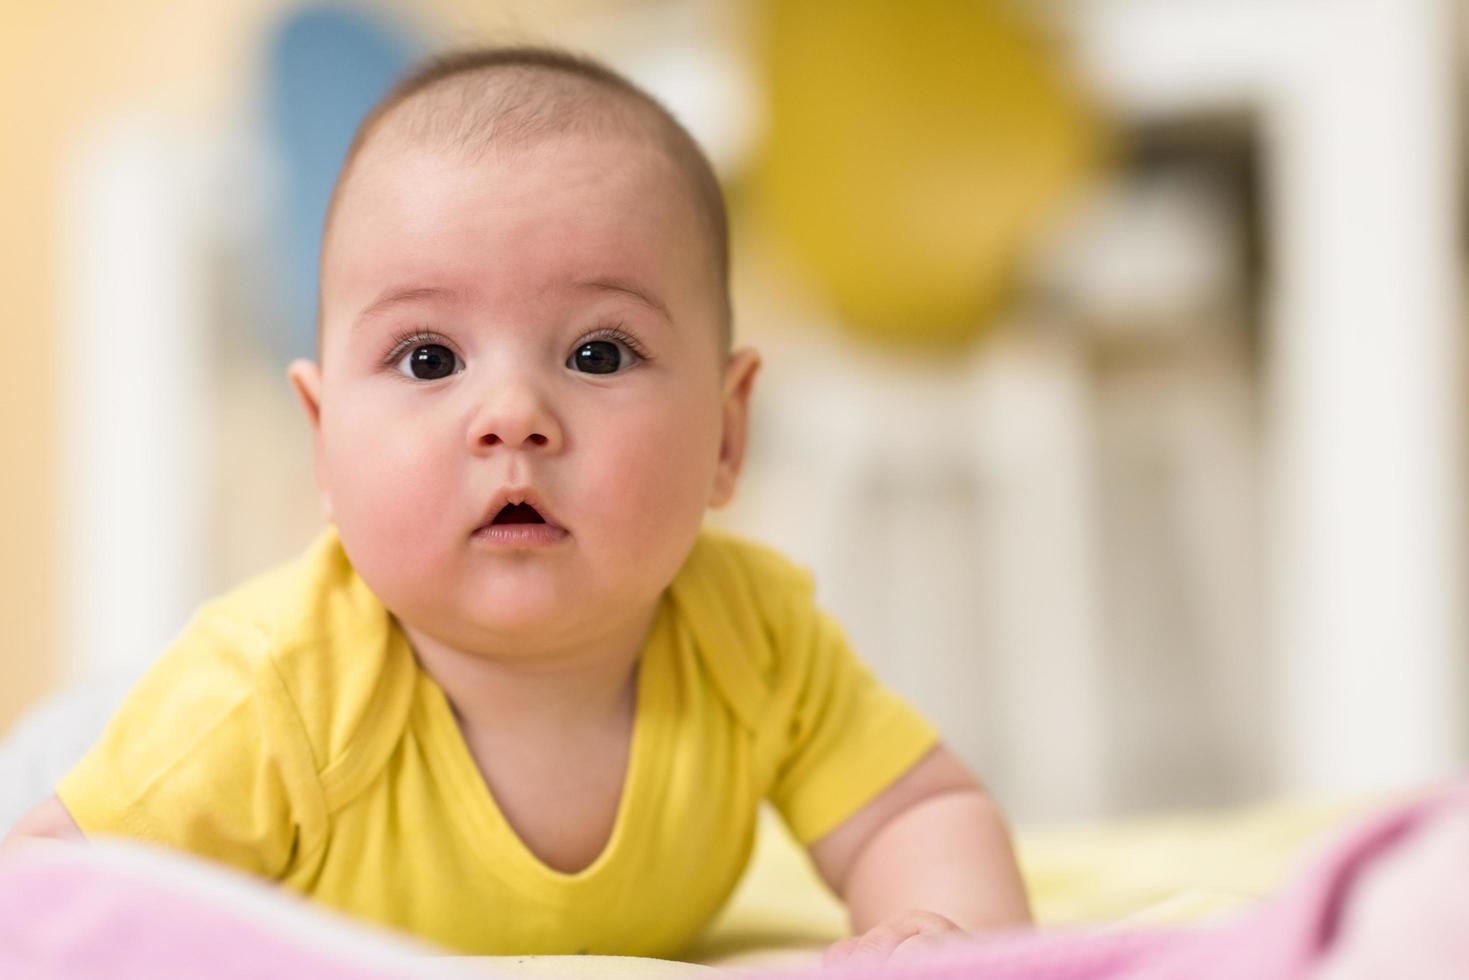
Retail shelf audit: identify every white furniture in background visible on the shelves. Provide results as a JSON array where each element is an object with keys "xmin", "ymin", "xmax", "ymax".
[
  {"xmin": 1077, "ymin": 0, "xmax": 1466, "ymax": 795},
  {"xmin": 56, "ymin": 119, "xmax": 218, "ymax": 688},
  {"xmin": 724, "ymin": 328, "xmax": 1110, "ymax": 821}
]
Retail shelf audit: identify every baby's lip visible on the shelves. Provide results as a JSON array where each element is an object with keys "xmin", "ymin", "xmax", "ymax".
[{"xmin": 475, "ymin": 487, "xmax": 566, "ymax": 534}]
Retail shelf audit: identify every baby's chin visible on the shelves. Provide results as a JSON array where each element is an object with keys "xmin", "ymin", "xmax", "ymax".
[{"xmin": 394, "ymin": 584, "xmax": 623, "ymax": 656}]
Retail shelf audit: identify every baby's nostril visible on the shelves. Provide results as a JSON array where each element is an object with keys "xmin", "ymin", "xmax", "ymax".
[{"xmin": 480, "ymin": 433, "xmax": 545, "ymax": 447}]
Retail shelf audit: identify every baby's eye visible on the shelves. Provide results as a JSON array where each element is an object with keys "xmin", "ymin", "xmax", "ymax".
[
  {"xmin": 396, "ymin": 343, "xmax": 462, "ymax": 381},
  {"xmin": 567, "ymin": 339, "xmax": 640, "ymax": 375}
]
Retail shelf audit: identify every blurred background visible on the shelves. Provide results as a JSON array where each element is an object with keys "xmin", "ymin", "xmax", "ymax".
[{"xmin": 3, "ymin": 0, "xmax": 1467, "ymax": 827}]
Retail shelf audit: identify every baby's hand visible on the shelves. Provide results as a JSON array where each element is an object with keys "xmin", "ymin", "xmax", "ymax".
[{"xmin": 823, "ymin": 910, "xmax": 967, "ymax": 965}]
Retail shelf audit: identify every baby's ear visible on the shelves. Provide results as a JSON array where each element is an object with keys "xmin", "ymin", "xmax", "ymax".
[
  {"xmin": 709, "ymin": 347, "xmax": 761, "ymax": 509},
  {"xmin": 287, "ymin": 359, "xmax": 323, "ymax": 429},
  {"xmin": 286, "ymin": 359, "xmax": 333, "ymax": 521}
]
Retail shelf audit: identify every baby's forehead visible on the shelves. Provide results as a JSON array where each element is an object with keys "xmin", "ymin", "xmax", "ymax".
[
  {"xmin": 316, "ymin": 60, "xmax": 731, "ymax": 348},
  {"xmin": 325, "ymin": 133, "xmax": 698, "ymax": 283},
  {"xmin": 329, "ymin": 70, "xmax": 698, "ymax": 248},
  {"xmin": 354, "ymin": 125, "xmax": 676, "ymax": 196},
  {"xmin": 319, "ymin": 143, "xmax": 717, "ymax": 349}
]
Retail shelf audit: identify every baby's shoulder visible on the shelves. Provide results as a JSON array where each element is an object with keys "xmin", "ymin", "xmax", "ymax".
[
  {"xmin": 205, "ymin": 525, "xmax": 381, "ymax": 651},
  {"xmin": 174, "ymin": 525, "xmax": 410, "ymax": 779},
  {"xmin": 677, "ymin": 527, "xmax": 818, "ymax": 613},
  {"xmin": 667, "ymin": 529, "xmax": 826, "ymax": 710}
]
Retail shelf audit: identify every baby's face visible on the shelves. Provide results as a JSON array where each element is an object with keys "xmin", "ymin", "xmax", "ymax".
[{"xmin": 293, "ymin": 134, "xmax": 754, "ymax": 654}]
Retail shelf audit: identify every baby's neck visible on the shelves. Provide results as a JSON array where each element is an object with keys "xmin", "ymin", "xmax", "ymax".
[{"xmin": 398, "ymin": 604, "xmax": 658, "ymax": 734}]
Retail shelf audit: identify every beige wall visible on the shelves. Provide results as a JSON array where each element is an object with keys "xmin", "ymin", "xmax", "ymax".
[{"xmin": 0, "ymin": 10, "xmax": 60, "ymax": 733}]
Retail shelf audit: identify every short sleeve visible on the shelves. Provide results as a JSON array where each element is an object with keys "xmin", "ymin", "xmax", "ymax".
[
  {"xmin": 54, "ymin": 609, "xmax": 327, "ymax": 879},
  {"xmin": 765, "ymin": 601, "xmax": 939, "ymax": 846}
]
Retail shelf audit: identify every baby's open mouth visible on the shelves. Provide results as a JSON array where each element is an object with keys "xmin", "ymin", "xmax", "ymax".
[
  {"xmin": 491, "ymin": 502, "xmax": 545, "ymax": 525},
  {"xmin": 473, "ymin": 490, "xmax": 566, "ymax": 544}
]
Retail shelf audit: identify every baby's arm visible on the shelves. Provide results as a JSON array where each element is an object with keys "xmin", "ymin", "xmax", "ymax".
[
  {"xmin": 1, "ymin": 795, "xmax": 85, "ymax": 854},
  {"xmin": 808, "ymin": 745, "xmax": 1030, "ymax": 963}
]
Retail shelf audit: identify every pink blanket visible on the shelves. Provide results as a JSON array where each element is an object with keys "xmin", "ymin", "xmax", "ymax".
[
  {"xmin": 2, "ymin": 781, "xmax": 1466, "ymax": 978},
  {"xmin": 0, "ymin": 841, "xmax": 466, "ymax": 978}
]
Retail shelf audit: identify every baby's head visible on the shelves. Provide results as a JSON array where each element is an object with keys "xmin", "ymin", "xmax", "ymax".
[{"xmin": 288, "ymin": 46, "xmax": 760, "ymax": 658}]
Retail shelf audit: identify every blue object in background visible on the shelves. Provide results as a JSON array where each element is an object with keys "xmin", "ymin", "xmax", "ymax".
[{"xmin": 263, "ymin": 5, "xmax": 419, "ymax": 365}]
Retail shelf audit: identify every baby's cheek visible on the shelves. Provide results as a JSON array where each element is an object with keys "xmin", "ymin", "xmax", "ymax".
[
  {"xmin": 594, "ymin": 406, "xmax": 719, "ymax": 542},
  {"xmin": 324, "ymin": 423, "xmax": 463, "ymax": 578}
]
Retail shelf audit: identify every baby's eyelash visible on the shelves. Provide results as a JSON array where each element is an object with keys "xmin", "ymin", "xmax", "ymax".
[
  {"xmin": 379, "ymin": 324, "xmax": 652, "ymax": 368},
  {"xmin": 381, "ymin": 329, "xmax": 449, "ymax": 367},
  {"xmin": 578, "ymin": 324, "xmax": 652, "ymax": 360}
]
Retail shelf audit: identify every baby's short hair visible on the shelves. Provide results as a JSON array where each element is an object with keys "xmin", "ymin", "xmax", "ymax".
[{"xmin": 320, "ymin": 45, "xmax": 732, "ymax": 348}]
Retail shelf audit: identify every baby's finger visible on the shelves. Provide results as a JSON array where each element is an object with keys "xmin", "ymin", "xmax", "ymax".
[
  {"xmin": 847, "ymin": 921, "xmax": 911, "ymax": 962},
  {"xmin": 823, "ymin": 936, "xmax": 860, "ymax": 965},
  {"xmin": 889, "ymin": 930, "xmax": 960, "ymax": 961},
  {"xmin": 832, "ymin": 911, "xmax": 966, "ymax": 965}
]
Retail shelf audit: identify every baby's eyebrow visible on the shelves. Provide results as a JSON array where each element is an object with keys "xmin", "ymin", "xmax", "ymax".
[
  {"xmin": 574, "ymin": 277, "xmax": 671, "ymax": 323},
  {"xmin": 355, "ymin": 286, "xmax": 461, "ymax": 326}
]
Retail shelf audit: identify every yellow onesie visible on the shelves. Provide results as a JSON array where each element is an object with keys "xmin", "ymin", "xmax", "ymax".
[{"xmin": 56, "ymin": 525, "xmax": 937, "ymax": 957}]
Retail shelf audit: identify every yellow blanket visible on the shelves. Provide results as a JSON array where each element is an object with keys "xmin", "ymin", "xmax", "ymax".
[{"xmin": 691, "ymin": 794, "xmax": 1375, "ymax": 963}]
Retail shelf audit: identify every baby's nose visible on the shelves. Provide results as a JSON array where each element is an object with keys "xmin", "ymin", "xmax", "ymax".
[{"xmin": 468, "ymin": 385, "xmax": 563, "ymax": 453}]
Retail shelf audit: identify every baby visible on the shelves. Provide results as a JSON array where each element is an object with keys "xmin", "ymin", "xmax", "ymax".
[{"xmin": 3, "ymin": 46, "xmax": 1030, "ymax": 960}]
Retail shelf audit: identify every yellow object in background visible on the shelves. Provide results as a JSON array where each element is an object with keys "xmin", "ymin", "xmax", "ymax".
[{"xmin": 752, "ymin": 0, "xmax": 1106, "ymax": 348}]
